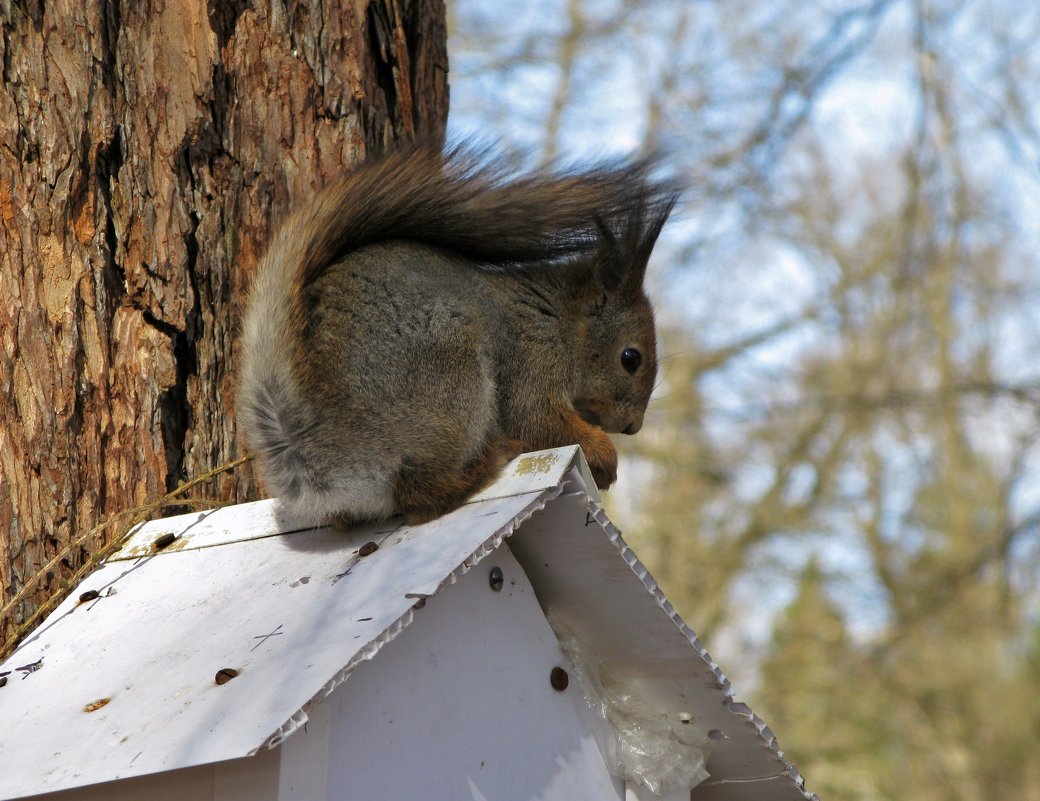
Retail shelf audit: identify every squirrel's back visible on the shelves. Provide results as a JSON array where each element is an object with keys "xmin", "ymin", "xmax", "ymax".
[{"xmin": 237, "ymin": 143, "xmax": 677, "ymax": 522}]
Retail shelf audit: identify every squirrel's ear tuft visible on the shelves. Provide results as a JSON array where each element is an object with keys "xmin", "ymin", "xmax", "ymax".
[
  {"xmin": 628, "ymin": 189, "xmax": 677, "ymax": 290},
  {"xmin": 592, "ymin": 214, "xmax": 625, "ymax": 294},
  {"xmin": 596, "ymin": 184, "xmax": 678, "ymax": 296}
]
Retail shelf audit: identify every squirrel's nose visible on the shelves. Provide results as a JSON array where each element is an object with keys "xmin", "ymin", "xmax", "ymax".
[{"xmin": 623, "ymin": 420, "xmax": 642, "ymax": 435}]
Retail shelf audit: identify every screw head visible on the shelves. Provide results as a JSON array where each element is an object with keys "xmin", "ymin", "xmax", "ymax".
[
  {"xmin": 152, "ymin": 532, "xmax": 177, "ymax": 551},
  {"xmin": 215, "ymin": 668, "xmax": 239, "ymax": 685},
  {"xmin": 358, "ymin": 541, "xmax": 379, "ymax": 557},
  {"xmin": 489, "ymin": 566, "xmax": 504, "ymax": 592},
  {"xmin": 550, "ymin": 666, "xmax": 569, "ymax": 692}
]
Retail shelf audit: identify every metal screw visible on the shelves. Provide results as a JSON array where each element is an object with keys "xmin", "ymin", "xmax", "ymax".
[
  {"xmin": 215, "ymin": 668, "xmax": 239, "ymax": 685},
  {"xmin": 152, "ymin": 532, "xmax": 177, "ymax": 551},
  {"xmin": 358, "ymin": 541, "xmax": 379, "ymax": 557},
  {"xmin": 489, "ymin": 566, "xmax": 504, "ymax": 592},
  {"xmin": 550, "ymin": 666, "xmax": 569, "ymax": 691}
]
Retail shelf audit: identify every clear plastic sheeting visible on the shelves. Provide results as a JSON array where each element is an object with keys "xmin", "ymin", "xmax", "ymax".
[{"xmin": 553, "ymin": 620, "xmax": 715, "ymax": 796}]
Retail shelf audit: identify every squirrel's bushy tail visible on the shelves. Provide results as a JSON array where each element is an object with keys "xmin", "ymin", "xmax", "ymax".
[
  {"xmin": 237, "ymin": 143, "xmax": 678, "ymax": 505},
  {"xmin": 283, "ymin": 142, "xmax": 678, "ymax": 292}
]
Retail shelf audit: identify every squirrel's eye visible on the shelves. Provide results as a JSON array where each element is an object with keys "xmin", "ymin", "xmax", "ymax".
[{"xmin": 621, "ymin": 348, "xmax": 642, "ymax": 374}]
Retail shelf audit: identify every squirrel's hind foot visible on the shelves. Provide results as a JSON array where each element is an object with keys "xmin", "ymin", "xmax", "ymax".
[{"xmin": 397, "ymin": 436, "xmax": 529, "ymax": 525}]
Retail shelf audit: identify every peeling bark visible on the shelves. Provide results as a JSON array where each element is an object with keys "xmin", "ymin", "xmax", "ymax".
[{"xmin": 0, "ymin": 0, "xmax": 448, "ymax": 644}]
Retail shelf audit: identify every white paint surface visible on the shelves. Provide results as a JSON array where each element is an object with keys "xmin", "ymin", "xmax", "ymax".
[
  {"xmin": 509, "ymin": 496, "xmax": 813, "ymax": 801},
  {"xmin": 0, "ymin": 488, "xmax": 556, "ymax": 798},
  {"xmin": 324, "ymin": 545, "xmax": 624, "ymax": 801}
]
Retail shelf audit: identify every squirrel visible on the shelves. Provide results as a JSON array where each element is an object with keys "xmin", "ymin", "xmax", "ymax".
[{"xmin": 237, "ymin": 144, "xmax": 678, "ymax": 526}]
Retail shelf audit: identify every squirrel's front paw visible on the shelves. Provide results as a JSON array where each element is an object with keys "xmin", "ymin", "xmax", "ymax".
[
  {"xmin": 579, "ymin": 434, "xmax": 618, "ymax": 490},
  {"xmin": 557, "ymin": 407, "xmax": 618, "ymax": 490},
  {"xmin": 587, "ymin": 454, "xmax": 618, "ymax": 490}
]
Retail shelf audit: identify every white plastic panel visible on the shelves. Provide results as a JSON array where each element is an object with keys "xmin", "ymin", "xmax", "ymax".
[
  {"xmin": 508, "ymin": 495, "xmax": 815, "ymax": 801},
  {"xmin": 324, "ymin": 545, "xmax": 624, "ymax": 801},
  {"xmin": 0, "ymin": 489, "xmax": 556, "ymax": 799}
]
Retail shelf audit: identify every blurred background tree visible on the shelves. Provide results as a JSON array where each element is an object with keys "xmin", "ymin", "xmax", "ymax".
[{"xmin": 448, "ymin": 1, "xmax": 1040, "ymax": 798}]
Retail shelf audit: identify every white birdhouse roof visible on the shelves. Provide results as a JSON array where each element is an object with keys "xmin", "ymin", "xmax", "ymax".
[{"xmin": 0, "ymin": 446, "xmax": 814, "ymax": 800}]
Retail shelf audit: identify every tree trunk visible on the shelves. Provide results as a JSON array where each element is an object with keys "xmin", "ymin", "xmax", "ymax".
[{"xmin": 0, "ymin": 0, "xmax": 448, "ymax": 647}]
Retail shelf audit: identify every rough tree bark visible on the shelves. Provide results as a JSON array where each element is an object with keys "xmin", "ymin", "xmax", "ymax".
[{"xmin": 0, "ymin": 0, "xmax": 448, "ymax": 647}]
